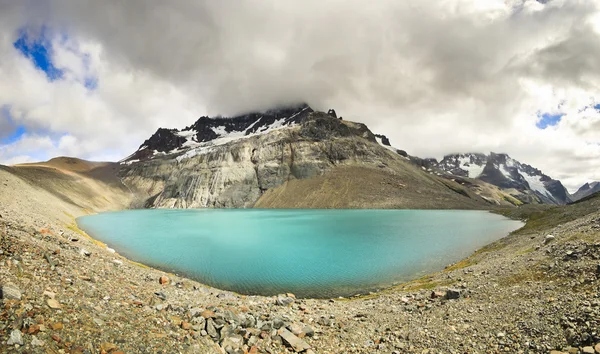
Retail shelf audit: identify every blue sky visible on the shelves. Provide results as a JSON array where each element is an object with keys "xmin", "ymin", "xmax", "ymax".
[
  {"xmin": 536, "ymin": 112, "xmax": 564, "ymax": 129},
  {"xmin": 0, "ymin": 106, "xmax": 25, "ymax": 144},
  {"xmin": 13, "ymin": 27, "xmax": 64, "ymax": 81}
]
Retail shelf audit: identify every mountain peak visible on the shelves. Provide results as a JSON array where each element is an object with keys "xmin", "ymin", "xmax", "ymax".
[
  {"xmin": 434, "ymin": 152, "xmax": 571, "ymax": 205},
  {"xmin": 123, "ymin": 104, "xmax": 317, "ymax": 163}
]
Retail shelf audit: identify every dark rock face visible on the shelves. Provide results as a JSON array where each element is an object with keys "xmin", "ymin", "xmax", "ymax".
[
  {"xmin": 374, "ymin": 134, "xmax": 391, "ymax": 146},
  {"xmin": 141, "ymin": 128, "xmax": 187, "ymax": 153},
  {"xmin": 186, "ymin": 104, "xmax": 313, "ymax": 143},
  {"xmin": 299, "ymin": 112, "xmax": 376, "ymax": 143}
]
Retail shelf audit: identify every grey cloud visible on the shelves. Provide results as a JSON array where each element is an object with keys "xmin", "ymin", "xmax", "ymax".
[{"xmin": 0, "ymin": 0, "xmax": 599, "ymax": 189}]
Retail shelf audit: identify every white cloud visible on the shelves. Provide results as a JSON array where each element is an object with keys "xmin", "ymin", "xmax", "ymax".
[{"xmin": 0, "ymin": 0, "xmax": 599, "ymax": 192}]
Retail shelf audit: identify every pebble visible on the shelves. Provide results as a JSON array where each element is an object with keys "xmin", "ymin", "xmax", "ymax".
[
  {"xmin": 159, "ymin": 275, "xmax": 169, "ymax": 285},
  {"xmin": 47, "ymin": 298, "xmax": 61, "ymax": 309}
]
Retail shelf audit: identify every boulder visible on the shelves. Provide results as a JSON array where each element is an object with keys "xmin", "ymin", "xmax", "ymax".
[{"xmin": 445, "ymin": 289, "xmax": 461, "ymax": 300}]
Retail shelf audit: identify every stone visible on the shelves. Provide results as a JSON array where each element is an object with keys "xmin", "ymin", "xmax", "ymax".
[
  {"xmin": 94, "ymin": 318, "xmax": 105, "ymax": 326},
  {"xmin": 181, "ymin": 321, "xmax": 192, "ymax": 330},
  {"xmin": 154, "ymin": 292, "xmax": 167, "ymax": 301},
  {"xmin": 302, "ymin": 325, "xmax": 315, "ymax": 337},
  {"xmin": 28, "ymin": 324, "xmax": 41, "ymax": 334},
  {"xmin": 159, "ymin": 276, "xmax": 169, "ymax": 285},
  {"xmin": 1, "ymin": 283, "xmax": 22, "ymax": 300},
  {"xmin": 317, "ymin": 317, "xmax": 332, "ymax": 326},
  {"xmin": 7, "ymin": 329, "xmax": 23, "ymax": 345},
  {"xmin": 100, "ymin": 342, "xmax": 119, "ymax": 352},
  {"xmin": 276, "ymin": 294, "xmax": 295, "ymax": 306},
  {"xmin": 201, "ymin": 310, "xmax": 216, "ymax": 319},
  {"xmin": 279, "ymin": 328, "xmax": 311, "ymax": 352},
  {"xmin": 544, "ymin": 235, "xmax": 555, "ymax": 244},
  {"xmin": 272, "ymin": 317, "xmax": 285, "ymax": 329},
  {"xmin": 47, "ymin": 298, "xmax": 61, "ymax": 309},
  {"xmin": 206, "ymin": 319, "xmax": 219, "ymax": 340},
  {"xmin": 189, "ymin": 307, "xmax": 202, "ymax": 317},
  {"xmin": 595, "ymin": 343, "xmax": 600, "ymax": 353},
  {"xmin": 431, "ymin": 291, "xmax": 445, "ymax": 299},
  {"xmin": 582, "ymin": 347, "xmax": 595, "ymax": 354},
  {"xmin": 51, "ymin": 334, "xmax": 61, "ymax": 343},
  {"xmin": 80, "ymin": 248, "xmax": 91, "ymax": 257},
  {"xmin": 445, "ymin": 289, "xmax": 461, "ymax": 300},
  {"xmin": 51, "ymin": 322, "xmax": 64, "ymax": 330},
  {"xmin": 220, "ymin": 333, "xmax": 244, "ymax": 353},
  {"xmin": 43, "ymin": 290, "xmax": 56, "ymax": 299},
  {"xmin": 31, "ymin": 336, "xmax": 44, "ymax": 347},
  {"xmin": 112, "ymin": 259, "xmax": 123, "ymax": 265}
]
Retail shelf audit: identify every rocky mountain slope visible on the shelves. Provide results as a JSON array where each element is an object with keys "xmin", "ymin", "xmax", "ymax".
[
  {"xmin": 415, "ymin": 152, "xmax": 572, "ymax": 205},
  {"xmin": 572, "ymin": 182, "xmax": 600, "ymax": 202},
  {"xmin": 119, "ymin": 105, "xmax": 489, "ymax": 209}
]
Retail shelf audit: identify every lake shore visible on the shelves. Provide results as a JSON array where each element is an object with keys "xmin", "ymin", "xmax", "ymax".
[{"xmin": 1, "ymin": 166, "xmax": 600, "ymax": 353}]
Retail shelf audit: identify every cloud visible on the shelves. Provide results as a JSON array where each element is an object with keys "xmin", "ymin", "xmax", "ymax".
[{"xmin": 0, "ymin": 0, "xmax": 599, "ymax": 192}]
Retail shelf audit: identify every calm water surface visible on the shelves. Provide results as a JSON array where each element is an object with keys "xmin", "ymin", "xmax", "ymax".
[{"xmin": 77, "ymin": 209, "xmax": 523, "ymax": 298}]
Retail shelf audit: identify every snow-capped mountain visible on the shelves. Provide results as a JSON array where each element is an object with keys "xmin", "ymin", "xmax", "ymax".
[
  {"xmin": 572, "ymin": 182, "xmax": 600, "ymax": 202},
  {"xmin": 433, "ymin": 153, "xmax": 572, "ymax": 205},
  {"xmin": 123, "ymin": 104, "xmax": 314, "ymax": 163}
]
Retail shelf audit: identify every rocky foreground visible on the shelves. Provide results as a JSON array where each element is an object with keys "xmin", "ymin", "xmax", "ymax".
[{"xmin": 1, "ymin": 167, "xmax": 600, "ymax": 353}]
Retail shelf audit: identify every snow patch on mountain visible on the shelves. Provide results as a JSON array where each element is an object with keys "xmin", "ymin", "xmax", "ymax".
[
  {"xmin": 521, "ymin": 173, "xmax": 550, "ymax": 197},
  {"xmin": 458, "ymin": 156, "xmax": 484, "ymax": 178}
]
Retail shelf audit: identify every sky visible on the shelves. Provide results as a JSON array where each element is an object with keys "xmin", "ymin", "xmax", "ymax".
[{"xmin": 0, "ymin": 0, "xmax": 599, "ymax": 192}]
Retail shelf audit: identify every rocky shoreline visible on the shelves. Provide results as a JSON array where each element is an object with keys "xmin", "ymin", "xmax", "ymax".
[{"xmin": 1, "ymin": 170, "xmax": 600, "ymax": 353}]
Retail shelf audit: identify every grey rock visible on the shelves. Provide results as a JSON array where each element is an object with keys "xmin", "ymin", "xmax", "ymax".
[
  {"xmin": 303, "ymin": 325, "xmax": 315, "ymax": 337},
  {"xmin": 154, "ymin": 292, "xmax": 167, "ymax": 300},
  {"xmin": 544, "ymin": 235, "xmax": 555, "ymax": 244},
  {"xmin": 272, "ymin": 317, "xmax": 285, "ymax": 329},
  {"xmin": 446, "ymin": 289, "xmax": 461, "ymax": 300},
  {"xmin": 279, "ymin": 328, "xmax": 311, "ymax": 352},
  {"xmin": 317, "ymin": 317, "xmax": 332, "ymax": 326},
  {"xmin": 239, "ymin": 313, "xmax": 256, "ymax": 328},
  {"xmin": 220, "ymin": 333, "xmax": 244, "ymax": 354},
  {"xmin": 31, "ymin": 336, "xmax": 44, "ymax": 347},
  {"xmin": 276, "ymin": 295, "xmax": 295, "ymax": 306},
  {"xmin": 7, "ymin": 329, "xmax": 23, "ymax": 345},
  {"xmin": 206, "ymin": 319, "xmax": 219, "ymax": 340},
  {"xmin": 1, "ymin": 283, "xmax": 21, "ymax": 300},
  {"xmin": 189, "ymin": 307, "xmax": 202, "ymax": 317}
]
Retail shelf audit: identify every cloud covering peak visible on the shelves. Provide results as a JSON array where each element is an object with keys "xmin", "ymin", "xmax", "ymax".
[{"xmin": 0, "ymin": 0, "xmax": 599, "ymax": 191}]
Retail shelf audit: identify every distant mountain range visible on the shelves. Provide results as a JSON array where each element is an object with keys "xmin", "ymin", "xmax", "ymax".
[
  {"xmin": 119, "ymin": 104, "xmax": 594, "ymax": 208},
  {"xmin": 572, "ymin": 182, "xmax": 600, "ymax": 202}
]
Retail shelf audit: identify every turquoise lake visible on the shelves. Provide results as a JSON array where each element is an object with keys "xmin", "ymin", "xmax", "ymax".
[{"xmin": 77, "ymin": 209, "xmax": 523, "ymax": 298}]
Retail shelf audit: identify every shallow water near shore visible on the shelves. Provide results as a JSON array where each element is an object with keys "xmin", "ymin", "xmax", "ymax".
[{"xmin": 77, "ymin": 209, "xmax": 523, "ymax": 298}]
